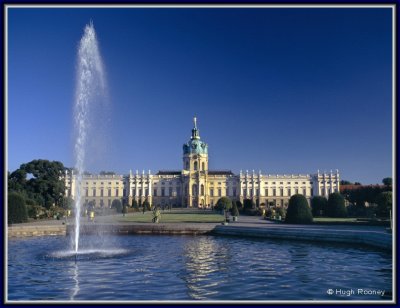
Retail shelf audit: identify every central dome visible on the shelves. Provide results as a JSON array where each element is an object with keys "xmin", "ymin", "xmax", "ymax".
[{"xmin": 183, "ymin": 117, "xmax": 208, "ymax": 155}]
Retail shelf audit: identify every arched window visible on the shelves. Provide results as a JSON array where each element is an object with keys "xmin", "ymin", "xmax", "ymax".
[
  {"xmin": 185, "ymin": 161, "xmax": 189, "ymax": 170},
  {"xmin": 202, "ymin": 162, "xmax": 205, "ymax": 171},
  {"xmin": 201, "ymin": 184, "xmax": 205, "ymax": 196},
  {"xmin": 192, "ymin": 184, "xmax": 198, "ymax": 196},
  {"xmin": 194, "ymin": 161, "xmax": 198, "ymax": 171}
]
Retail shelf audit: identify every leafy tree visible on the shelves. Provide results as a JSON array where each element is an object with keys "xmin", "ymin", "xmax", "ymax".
[
  {"xmin": 111, "ymin": 199, "xmax": 122, "ymax": 213},
  {"xmin": 311, "ymin": 196, "xmax": 328, "ymax": 217},
  {"xmin": 285, "ymin": 194, "xmax": 313, "ymax": 224},
  {"xmin": 8, "ymin": 159, "xmax": 66, "ymax": 209},
  {"xmin": 326, "ymin": 193, "xmax": 347, "ymax": 218},
  {"xmin": 375, "ymin": 191, "xmax": 392, "ymax": 218},
  {"xmin": 231, "ymin": 200, "xmax": 239, "ymax": 217},
  {"xmin": 340, "ymin": 180, "xmax": 353, "ymax": 185},
  {"xmin": 8, "ymin": 192, "xmax": 28, "ymax": 224},
  {"xmin": 382, "ymin": 177, "xmax": 392, "ymax": 187},
  {"xmin": 243, "ymin": 199, "xmax": 255, "ymax": 210},
  {"xmin": 215, "ymin": 197, "xmax": 232, "ymax": 211},
  {"xmin": 354, "ymin": 182, "xmax": 362, "ymax": 186},
  {"xmin": 236, "ymin": 200, "xmax": 243, "ymax": 210}
]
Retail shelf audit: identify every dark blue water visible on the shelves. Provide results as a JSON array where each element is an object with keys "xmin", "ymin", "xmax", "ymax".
[{"xmin": 7, "ymin": 235, "xmax": 392, "ymax": 301}]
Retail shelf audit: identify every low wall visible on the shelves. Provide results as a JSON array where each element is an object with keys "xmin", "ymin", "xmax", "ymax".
[
  {"xmin": 211, "ymin": 225, "xmax": 392, "ymax": 251},
  {"xmin": 8, "ymin": 225, "xmax": 66, "ymax": 238},
  {"xmin": 66, "ymin": 223, "xmax": 215, "ymax": 236}
]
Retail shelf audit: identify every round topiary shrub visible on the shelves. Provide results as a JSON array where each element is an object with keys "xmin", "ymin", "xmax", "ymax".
[
  {"xmin": 285, "ymin": 194, "xmax": 313, "ymax": 224},
  {"xmin": 215, "ymin": 197, "xmax": 232, "ymax": 211},
  {"xmin": 8, "ymin": 192, "xmax": 28, "ymax": 224},
  {"xmin": 231, "ymin": 200, "xmax": 239, "ymax": 217},
  {"xmin": 326, "ymin": 193, "xmax": 347, "ymax": 218},
  {"xmin": 311, "ymin": 196, "xmax": 328, "ymax": 217},
  {"xmin": 111, "ymin": 199, "xmax": 123, "ymax": 213}
]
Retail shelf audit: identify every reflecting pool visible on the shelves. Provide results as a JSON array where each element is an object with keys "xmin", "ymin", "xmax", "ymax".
[{"xmin": 7, "ymin": 235, "xmax": 392, "ymax": 301}]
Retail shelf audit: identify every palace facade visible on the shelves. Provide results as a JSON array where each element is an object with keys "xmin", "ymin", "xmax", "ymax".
[{"xmin": 64, "ymin": 118, "xmax": 340, "ymax": 208}]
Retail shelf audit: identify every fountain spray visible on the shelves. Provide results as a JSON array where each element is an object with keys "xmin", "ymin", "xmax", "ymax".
[{"xmin": 73, "ymin": 21, "xmax": 106, "ymax": 253}]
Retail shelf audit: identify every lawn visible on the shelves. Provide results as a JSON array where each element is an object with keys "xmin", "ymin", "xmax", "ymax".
[
  {"xmin": 115, "ymin": 211, "xmax": 225, "ymax": 223},
  {"xmin": 313, "ymin": 217, "xmax": 360, "ymax": 223}
]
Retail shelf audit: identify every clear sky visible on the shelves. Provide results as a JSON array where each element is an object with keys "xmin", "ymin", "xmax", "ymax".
[{"xmin": 7, "ymin": 6, "xmax": 393, "ymax": 184}]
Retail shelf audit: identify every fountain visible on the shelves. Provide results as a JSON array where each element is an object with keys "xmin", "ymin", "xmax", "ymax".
[{"xmin": 73, "ymin": 21, "xmax": 106, "ymax": 255}]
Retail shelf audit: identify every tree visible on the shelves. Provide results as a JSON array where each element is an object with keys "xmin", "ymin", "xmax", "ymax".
[
  {"xmin": 111, "ymin": 199, "xmax": 122, "ymax": 213},
  {"xmin": 326, "ymin": 193, "xmax": 347, "ymax": 218},
  {"xmin": 99, "ymin": 171, "xmax": 116, "ymax": 175},
  {"xmin": 8, "ymin": 159, "xmax": 66, "ymax": 209},
  {"xmin": 132, "ymin": 199, "xmax": 138, "ymax": 209},
  {"xmin": 382, "ymin": 177, "xmax": 392, "ymax": 187},
  {"xmin": 243, "ymin": 199, "xmax": 255, "ymax": 210},
  {"xmin": 311, "ymin": 196, "xmax": 328, "ymax": 217},
  {"xmin": 340, "ymin": 180, "xmax": 353, "ymax": 185},
  {"xmin": 236, "ymin": 200, "xmax": 243, "ymax": 210},
  {"xmin": 8, "ymin": 192, "xmax": 28, "ymax": 224},
  {"xmin": 231, "ymin": 200, "xmax": 239, "ymax": 217},
  {"xmin": 375, "ymin": 191, "xmax": 392, "ymax": 218},
  {"xmin": 215, "ymin": 197, "xmax": 232, "ymax": 211},
  {"xmin": 285, "ymin": 194, "xmax": 313, "ymax": 224},
  {"xmin": 354, "ymin": 182, "xmax": 362, "ymax": 186}
]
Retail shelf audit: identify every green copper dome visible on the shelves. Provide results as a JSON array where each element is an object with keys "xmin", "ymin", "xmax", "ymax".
[{"xmin": 183, "ymin": 117, "xmax": 208, "ymax": 155}]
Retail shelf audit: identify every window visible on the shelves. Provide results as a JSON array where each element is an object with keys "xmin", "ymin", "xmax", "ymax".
[
  {"xmin": 288, "ymin": 188, "xmax": 291, "ymax": 196},
  {"xmin": 202, "ymin": 162, "xmax": 205, "ymax": 171},
  {"xmin": 192, "ymin": 184, "xmax": 197, "ymax": 196},
  {"xmin": 280, "ymin": 182, "xmax": 283, "ymax": 185},
  {"xmin": 210, "ymin": 182, "xmax": 214, "ymax": 185},
  {"xmin": 218, "ymin": 182, "xmax": 221, "ymax": 185},
  {"xmin": 139, "ymin": 189, "xmax": 142, "ymax": 196},
  {"xmin": 218, "ymin": 189, "xmax": 221, "ymax": 197},
  {"xmin": 101, "ymin": 182, "xmax": 103, "ymax": 185},
  {"xmin": 250, "ymin": 189, "xmax": 253, "ymax": 196},
  {"xmin": 169, "ymin": 187, "xmax": 173, "ymax": 196},
  {"xmin": 295, "ymin": 182, "xmax": 298, "ymax": 184},
  {"xmin": 256, "ymin": 189, "xmax": 259, "ymax": 196},
  {"xmin": 115, "ymin": 189, "xmax": 119, "ymax": 197},
  {"xmin": 145, "ymin": 189, "xmax": 149, "ymax": 196},
  {"xmin": 161, "ymin": 188, "xmax": 165, "ymax": 197},
  {"xmin": 280, "ymin": 188, "xmax": 283, "ymax": 196},
  {"xmin": 273, "ymin": 189, "xmax": 276, "ymax": 196},
  {"xmin": 243, "ymin": 189, "xmax": 247, "ymax": 197},
  {"xmin": 303, "ymin": 188, "xmax": 306, "ymax": 195},
  {"xmin": 295, "ymin": 188, "xmax": 298, "ymax": 194},
  {"xmin": 123, "ymin": 189, "xmax": 126, "ymax": 197},
  {"xmin": 100, "ymin": 189, "xmax": 104, "ymax": 197},
  {"xmin": 302, "ymin": 182, "xmax": 306, "ymax": 185},
  {"xmin": 194, "ymin": 161, "xmax": 198, "ymax": 171},
  {"xmin": 310, "ymin": 182, "xmax": 313, "ymax": 184},
  {"xmin": 108, "ymin": 199, "xmax": 111, "ymax": 207},
  {"xmin": 108, "ymin": 182, "xmax": 111, "ymax": 185},
  {"xmin": 177, "ymin": 187, "xmax": 181, "ymax": 196},
  {"xmin": 201, "ymin": 185, "xmax": 205, "ymax": 196},
  {"xmin": 154, "ymin": 189, "xmax": 157, "ymax": 196},
  {"xmin": 265, "ymin": 188, "xmax": 268, "ymax": 196},
  {"xmin": 311, "ymin": 188, "xmax": 314, "ymax": 196},
  {"xmin": 85, "ymin": 189, "xmax": 88, "ymax": 196},
  {"xmin": 210, "ymin": 189, "xmax": 214, "ymax": 197},
  {"xmin": 272, "ymin": 182, "xmax": 276, "ymax": 185},
  {"xmin": 108, "ymin": 189, "xmax": 111, "ymax": 197}
]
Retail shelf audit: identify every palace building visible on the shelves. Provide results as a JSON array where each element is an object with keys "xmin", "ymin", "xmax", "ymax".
[{"xmin": 64, "ymin": 118, "xmax": 340, "ymax": 208}]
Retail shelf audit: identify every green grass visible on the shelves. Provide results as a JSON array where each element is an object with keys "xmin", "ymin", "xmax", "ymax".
[
  {"xmin": 313, "ymin": 217, "xmax": 359, "ymax": 223},
  {"xmin": 115, "ymin": 211, "xmax": 224, "ymax": 223}
]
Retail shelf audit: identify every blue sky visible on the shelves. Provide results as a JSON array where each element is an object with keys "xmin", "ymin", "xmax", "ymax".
[{"xmin": 7, "ymin": 6, "xmax": 393, "ymax": 184}]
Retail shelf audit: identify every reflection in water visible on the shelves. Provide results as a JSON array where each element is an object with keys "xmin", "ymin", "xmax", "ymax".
[
  {"xmin": 183, "ymin": 237, "xmax": 230, "ymax": 299},
  {"xmin": 70, "ymin": 262, "xmax": 80, "ymax": 300}
]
